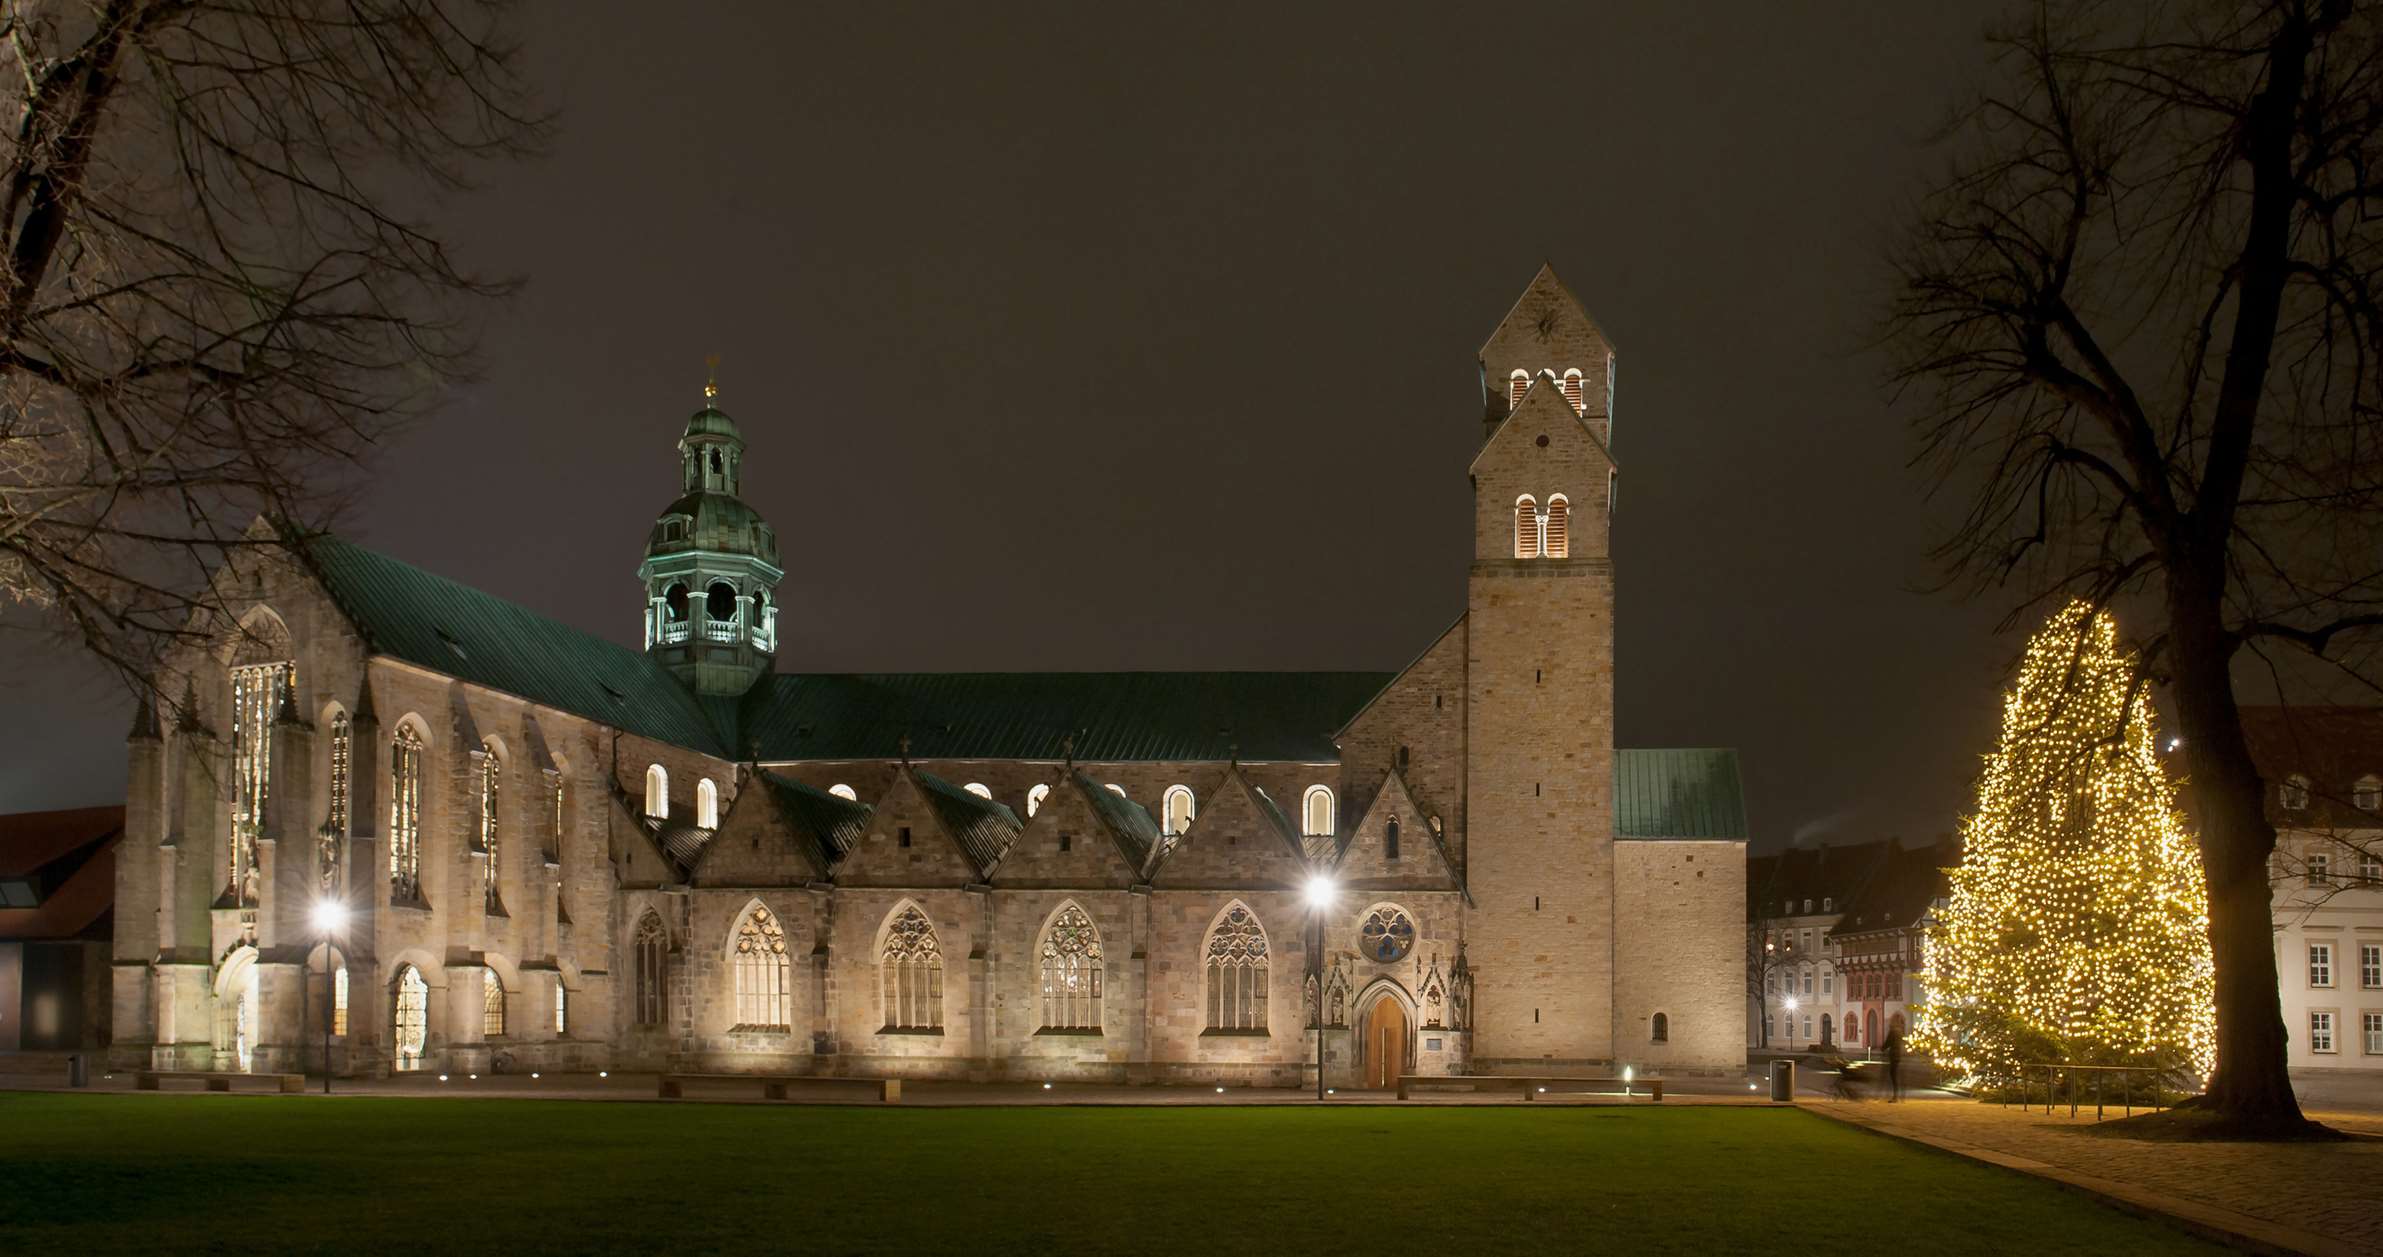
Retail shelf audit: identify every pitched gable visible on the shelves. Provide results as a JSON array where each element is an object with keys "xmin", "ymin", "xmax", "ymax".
[
  {"xmin": 990, "ymin": 771, "xmax": 1148, "ymax": 888},
  {"xmin": 1335, "ymin": 770, "xmax": 1462, "ymax": 893},
  {"xmin": 832, "ymin": 771, "xmax": 981, "ymax": 888},
  {"xmin": 690, "ymin": 773, "xmax": 824, "ymax": 887},
  {"xmin": 1478, "ymin": 262, "xmax": 1616, "ymax": 444},
  {"xmin": 1150, "ymin": 764, "xmax": 1310, "ymax": 891},
  {"xmin": 912, "ymin": 768, "xmax": 1023, "ymax": 880},
  {"xmin": 1472, "ymin": 375, "xmax": 1615, "ymax": 563}
]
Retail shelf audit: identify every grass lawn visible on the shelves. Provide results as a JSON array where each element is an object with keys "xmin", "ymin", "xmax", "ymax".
[{"xmin": 0, "ymin": 1094, "xmax": 2221, "ymax": 1255}]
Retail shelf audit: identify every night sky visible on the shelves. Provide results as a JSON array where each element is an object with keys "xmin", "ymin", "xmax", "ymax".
[{"xmin": 0, "ymin": 1, "xmax": 2018, "ymax": 852}]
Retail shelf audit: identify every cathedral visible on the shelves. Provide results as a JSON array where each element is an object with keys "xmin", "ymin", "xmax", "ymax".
[{"xmin": 106, "ymin": 266, "xmax": 1749, "ymax": 1087}]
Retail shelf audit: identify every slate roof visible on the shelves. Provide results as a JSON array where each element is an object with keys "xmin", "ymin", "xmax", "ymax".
[
  {"xmin": 1829, "ymin": 838, "xmax": 1958, "ymax": 939},
  {"xmin": 912, "ymin": 770, "xmax": 1023, "ymax": 878},
  {"xmin": 762, "ymin": 771, "xmax": 873, "ymax": 871},
  {"xmin": 2225, "ymin": 706, "xmax": 2383, "ymax": 829},
  {"xmin": 1746, "ymin": 838, "xmax": 1896, "ymax": 922},
  {"xmin": 1615, "ymin": 748, "xmax": 1748, "ymax": 839}
]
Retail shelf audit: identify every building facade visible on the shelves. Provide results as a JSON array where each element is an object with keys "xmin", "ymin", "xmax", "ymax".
[
  {"xmin": 1746, "ymin": 838, "xmax": 1950, "ymax": 1057},
  {"xmin": 106, "ymin": 267, "xmax": 1749, "ymax": 1086}
]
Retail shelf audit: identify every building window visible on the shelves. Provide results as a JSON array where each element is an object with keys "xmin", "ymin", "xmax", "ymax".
[
  {"xmin": 1803, "ymin": 899, "xmax": 1813, "ymax": 914},
  {"xmin": 2312, "ymin": 943, "xmax": 2335, "ymax": 988},
  {"xmin": 1205, "ymin": 904, "xmax": 1269, "ymax": 1032},
  {"xmin": 2311, "ymin": 852, "xmax": 2333, "ymax": 886},
  {"xmin": 393, "ymin": 965, "xmax": 428, "ymax": 1070},
  {"xmin": 2283, "ymin": 774, "xmax": 2311, "ymax": 811},
  {"xmin": 1822, "ymin": 968, "xmax": 1834, "ymax": 995},
  {"xmin": 734, "ymin": 904, "xmax": 792, "ymax": 1030},
  {"xmin": 227, "ymin": 658, "xmax": 291, "ymax": 904},
  {"xmin": 1544, "ymin": 495, "xmax": 1569, "ymax": 559},
  {"xmin": 1039, "ymin": 903, "xmax": 1103, "ymax": 1032},
  {"xmin": 1105, "ymin": 783, "xmax": 1127, "ymax": 798},
  {"xmin": 1385, "ymin": 818, "xmax": 1400, "ymax": 860},
  {"xmin": 696, "ymin": 778, "xmax": 719, "ymax": 828},
  {"xmin": 482, "ymin": 970, "xmax": 506, "ymax": 1038},
  {"xmin": 964, "ymin": 782, "xmax": 993, "ymax": 800},
  {"xmin": 332, "ymin": 966, "xmax": 349, "ymax": 1036},
  {"xmin": 634, "ymin": 911, "xmax": 667, "ymax": 1027},
  {"xmin": 477, "ymin": 741, "xmax": 502, "ymax": 913},
  {"xmin": 881, "ymin": 905, "xmax": 944, "ymax": 1031},
  {"xmin": 2361, "ymin": 851, "xmax": 2383, "ymax": 884},
  {"xmin": 1650, "ymin": 1011, "xmax": 1668, "ymax": 1043},
  {"xmin": 2358, "ymin": 776, "xmax": 2382, "ymax": 812},
  {"xmin": 388, "ymin": 724, "xmax": 424, "ymax": 901},
  {"xmin": 2311, "ymin": 1010, "xmax": 2336, "ymax": 1053},
  {"xmin": 1360, "ymin": 907, "xmax": 1416, "ymax": 963},
  {"xmin": 1507, "ymin": 369, "xmax": 1529, "ymax": 411},
  {"xmin": 1162, "ymin": 785, "xmax": 1195, "ymax": 836},
  {"xmin": 1514, "ymin": 495, "xmax": 1539, "ymax": 558},
  {"xmin": 1803, "ymin": 1015, "xmax": 1814, "ymax": 1040},
  {"xmin": 1802, "ymin": 966, "xmax": 1814, "ymax": 996},
  {"xmin": 1026, "ymin": 784, "xmax": 1049, "ymax": 817},
  {"xmin": 644, "ymin": 764, "xmax": 669, "ymax": 819},
  {"xmin": 547, "ymin": 771, "xmax": 566, "ymax": 867},
  {"xmin": 1821, "ymin": 897, "xmax": 1833, "ymax": 912},
  {"xmin": 554, "ymin": 982, "xmax": 568, "ymax": 1036},
  {"xmin": 829, "ymin": 783, "xmax": 858, "ymax": 801},
  {"xmin": 2367, "ymin": 1012, "xmax": 2383, "ymax": 1055},
  {"xmin": 2363, "ymin": 943, "xmax": 2381, "ymax": 990},
  {"xmin": 1560, "ymin": 368, "xmax": 1584, "ymax": 412},
  {"xmin": 1302, "ymin": 786, "xmax": 1335, "ymax": 838},
  {"xmin": 323, "ymin": 711, "xmax": 351, "ymax": 891}
]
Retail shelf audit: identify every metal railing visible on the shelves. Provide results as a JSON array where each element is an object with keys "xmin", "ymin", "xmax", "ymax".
[{"xmin": 2005, "ymin": 1062, "xmax": 2191, "ymax": 1120}]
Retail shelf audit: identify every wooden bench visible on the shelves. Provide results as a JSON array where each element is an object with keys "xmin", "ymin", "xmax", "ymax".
[
  {"xmin": 1396, "ymin": 1074, "xmax": 1661, "ymax": 1101},
  {"xmin": 657, "ymin": 1073, "xmax": 901, "ymax": 1103},
  {"xmin": 135, "ymin": 1070, "xmax": 305, "ymax": 1094}
]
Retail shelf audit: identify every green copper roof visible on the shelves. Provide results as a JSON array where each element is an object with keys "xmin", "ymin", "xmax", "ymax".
[
  {"xmin": 761, "ymin": 771, "xmax": 872, "ymax": 871},
  {"xmin": 1615, "ymin": 748, "xmax": 1748, "ymax": 839},
  {"xmin": 682, "ymin": 405, "xmax": 741, "ymax": 442},
  {"xmin": 1072, "ymin": 769, "xmax": 1160, "ymax": 873},
  {"xmin": 292, "ymin": 531, "xmax": 736, "ymax": 756},
  {"xmin": 913, "ymin": 769, "xmax": 1023, "ymax": 876}
]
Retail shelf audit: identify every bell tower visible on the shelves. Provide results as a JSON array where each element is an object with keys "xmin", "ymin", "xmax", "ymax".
[{"xmin": 638, "ymin": 366, "xmax": 784, "ymax": 696}]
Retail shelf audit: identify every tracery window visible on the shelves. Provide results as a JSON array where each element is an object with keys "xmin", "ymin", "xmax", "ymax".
[
  {"xmin": 388, "ymin": 724, "xmax": 425, "ymax": 901},
  {"xmin": 227, "ymin": 658, "xmax": 291, "ymax": 904},
  {"xmin": 483, "ymin": 969, "xmax": 506, "ymax": 1037},
  {"xmin": 477, "ymin": 741, "xmax": 503, "ymax": 912},
  {"xmin": 1038, "ymin": 903, "xmax": 1103, "ymax": 1032},
  {"xmin": 1205, "ymin": 904, "xmax": 1269, "ymax": 1032},
  {"xmin": 1514, "ymin": 495, "xmax": 1538, "ymax": 558},
  {"xmin": 1302, "ymin": 785, "xmax": 1335, "ymax": 838},
  {"xmin": 645, "ymin": 764, "xmax": 669, "ymax": 819},
  {"xmin": 1544, "ymin": 495, "xmax": 1569, "ymax": 559},
  {"xmin": 1162, "ymin": 785, "xmax": 1195, "ymax": 836},
  {"xmin": 881, "ymin": 905, "xmax": 944, "ymax": 1031},
  {"xmin": 696, "ymin": 777, "xmax": 719, "ymax": 828},
  {"xmin": 1026, "ymin": 783, "xmax": 1049, "ymax": 817},
  {"xmin": 634, "ymin": 911, "xmax": 667, "ymax": 1027},
  {"xmin": 733, "ymin": 904, "xmax": 792, "ymax": 1029},
  {"xmin": 1360, "ymin": 907, "xmax": 1417, "ymax": 963},
  {"xmin": 393, "ymin": 965, "xmax": 428, "ymax": 1070}
]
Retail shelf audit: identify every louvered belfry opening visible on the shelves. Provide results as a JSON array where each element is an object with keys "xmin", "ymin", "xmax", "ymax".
[
  {"xmin": 1545, "ymin": 496, "xmax": 1569, "ymax": 559},
  {"xmin": 1514, "ymin": 495, "xmax": 1538, "ymax": 558}
]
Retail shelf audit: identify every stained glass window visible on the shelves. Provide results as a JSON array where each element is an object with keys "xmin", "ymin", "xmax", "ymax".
[
  {"xmin": 881, "ymin": 905, "xmax": 943, "ymax": 1031},
  {"xmin": 734, "ymin": 904, "xmax": 791, "ymax": 1029},
  {"xmin": 634, "ymin": 911, "xmax": 667, "ymax": 1027},
  {"xmin": 227, "ymin": 660, "xmax": 290, "ymax": 903},
  {"xmin": 1360, "ymin": 907, "xmax": 1416, "ymax": 963},
  {"xmin": 1205, "ymin": 904, "xmax": 1268, "ymax": 1031},
  {"xmin": 1039, "ymin": 903, "xmax": 1103, "ymax": 1031},
  {"xmin": 483, "ymin": 969, "xmax": 506, "ymax": 1037},
  {"xmin": 393, "ymin": 965, "xmax": 428, "ymax": 1070},
  {"xmin": 389, "ymin": 725, "xmax": 424, "ymax": 901}
]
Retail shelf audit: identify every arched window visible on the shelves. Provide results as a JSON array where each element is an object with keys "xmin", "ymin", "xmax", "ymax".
[
  {"xmin": 1822, "ymin": 896, "xmax": 1834, "ymax": 912},
  {"xmin": 1514, "ymin": 495, "xmax": 1539, "ymax": 558},
  {"xmin": 644, "ymin": 764, "xmax": 669, "ymax": 819},
  {"xmin": 1385, "ymin": 817, "xmax": 1401, "ymax": 860},
  {"xmin": 226, "ymin": 627, "xmax": 291, "ymax": 906},
  {"xmin": 1651, "ymin": 1011, "xmax": 1668, "ymax": 1043},
  {"xmin": 1162, "ymin": 785, "xmax": 1195, "ymax": 836},
  {"xmin": 389, "ymin": 724, "xmax": 424, "ymax": 901},
  {"xmin": 323, "ymin": 710, "xmax": 352, "ymax": 892},
  {"xmin": 633, "ymin": 911, "xmax": 667, "ymax": 1027},
  {"xmin": 881, "ymin": 905, "xmax": 944, "ymax": 1031},
  {"xmin": 964, "ymin": 782, "xmax": 993, "ymax": 800},
  {"xmin": 829, "ymin": 783, "xmax": 858, "ymax": 801},
  {"xmin": 2283, "ymin": 774, "xmax": 2311, "ymax": 811},
  {"xmin": 1561, "ymin": 368, "xmax": 1584, "ymax": 411},
  {"xmin": 482, "ymin": 970, "xmax": 506, "ymax": 1037},
  {"xmin": 1820, "ymin": 1012, "xmax": 1834, "ymax": 1045},
  {"xmin": 1507, "ymin": 369, "xmax": 1529, "ymax": 411},
  {"xmin": 705, "ymin": 580, "xmax": 737, "ymax": 622},
  {"xmin": 332, "ymin": 966, "xmax": 349, "ymax": 1036},
  {"xmin": 1544, "ymin": 495, "xmax": 1569, "ymax": 559},
  {"xmin": 1302, "ymin": 785, "xmax": 1335, "ymax": 837},
  {"xmin": 732, "ymin": 904, "xmax": 792, "ymax": 1030},
  {"xmin": 1205, "ymin": 904, "xmax": 1269, "ymax": 1032},
  {"xmin": 696, "ymin": 777, "xmax": 719, "ymax": 828},
  {"xmin": 1105, "ymin": 783, "xmax": 1128, "ymax": 798},
  {"xmin": 477, "ymin": 740, "xmax": 502, "ymax": 912},
  {"xmin": 663, "ymin": 582, "xmax": 689, "ymax": 622},
  {"xmin": 1026, "ymin": 783, "xmax": 1049, "ymax": 817},
  {"xmin": 1039, "ymin": 903, "xmax": 1103, "ymax": 1031},
  {"xmin": 393, "ymin": 965, "xmax": 428, "ymax": 1070}
]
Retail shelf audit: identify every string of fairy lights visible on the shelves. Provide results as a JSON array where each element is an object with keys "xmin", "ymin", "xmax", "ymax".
[{"xmin": 1913, "ymin": 601, "xmax": 2216, "ymax": 1085}]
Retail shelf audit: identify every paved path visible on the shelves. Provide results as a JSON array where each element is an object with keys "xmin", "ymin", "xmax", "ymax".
[{"xmin": 1806, "ymin": 1097, "xmax": 2383, "ymax": 1257}]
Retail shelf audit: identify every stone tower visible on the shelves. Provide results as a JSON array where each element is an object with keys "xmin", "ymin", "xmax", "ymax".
[
  {"xmin": 1464, "ymin": 264, "xmax": 1619, "ymax": 1069},
  {"xmin": 638, "ymin": 374, "xmax": 784, "ymax": 696}
]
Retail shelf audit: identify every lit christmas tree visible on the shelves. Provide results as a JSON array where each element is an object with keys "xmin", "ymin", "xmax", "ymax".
[{"xmin": 1915, "ymin": 601, "xmax": 2215, "ymax": 1086}]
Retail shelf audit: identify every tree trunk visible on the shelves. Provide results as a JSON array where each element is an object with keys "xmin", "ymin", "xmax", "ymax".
[{"xmin": 2167, "ymin": 576, "xmax": 2311, "ymax": 1133}]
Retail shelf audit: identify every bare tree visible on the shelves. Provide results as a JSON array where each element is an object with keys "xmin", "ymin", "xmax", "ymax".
[
  {"xmin": 1888, "ymin": 0, "xmax": 2383, "ymax": 1134},
  {"xmin": 0, "ymin": 1, "xmax": 541, "ymax": 687}
]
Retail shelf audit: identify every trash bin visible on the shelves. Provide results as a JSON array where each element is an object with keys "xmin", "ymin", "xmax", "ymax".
[
  {"xmin": 67, "ymin": 1053, "xmax": 88, "ymax": 1088},
  {"xmin": 1768, "ymin": 1058, "xmax": 1794, "ymax": 1101}
]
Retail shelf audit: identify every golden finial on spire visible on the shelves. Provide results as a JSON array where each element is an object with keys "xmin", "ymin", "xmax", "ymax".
[{"xmin": 704, "ymin": 353, "xmax": 721, "ymax": 402}]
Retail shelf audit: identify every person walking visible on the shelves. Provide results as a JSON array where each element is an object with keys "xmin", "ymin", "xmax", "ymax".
[{"xmin": 1883, "ymin": 1025, "xmax": 1905, "ymax": 1102}]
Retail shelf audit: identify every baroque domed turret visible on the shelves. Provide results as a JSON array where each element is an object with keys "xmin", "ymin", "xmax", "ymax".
[{"xmin": 637, "ymin": 367, "xmax": 784, "ymax": 696}]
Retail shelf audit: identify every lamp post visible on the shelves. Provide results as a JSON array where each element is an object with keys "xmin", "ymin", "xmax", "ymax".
[
  {"xmin": 1304, "ymin": 873, "xmax": 1336, "ymax": 1101},
  {"xmin": 311, "ymin": 898, "xmax": 348, "ymax": 1094}
]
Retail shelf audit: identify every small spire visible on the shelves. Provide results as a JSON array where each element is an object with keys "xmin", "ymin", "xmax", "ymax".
[
  {"xmin": 352, "ymin": 676, "xmax": 377, "ymax": 725},
  {"xmin": 129, "ymin": 690, "xmax": 161, "ymax": 742},
  {"xmin": 174, "ymin": 679, "xmax": 203, "ymax": 733},
  {"xmin": 703, "ymin": 353, "xmax": 721, "ymax": 403}
]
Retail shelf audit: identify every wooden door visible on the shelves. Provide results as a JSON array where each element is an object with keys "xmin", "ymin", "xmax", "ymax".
[{"xmin": 1365, "ymin": 999, "xmax": 1407, "ymax": 1089}]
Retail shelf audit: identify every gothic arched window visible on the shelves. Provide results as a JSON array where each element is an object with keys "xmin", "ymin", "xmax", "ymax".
[
  {"xmin": 1205, "ymin": 904, "xmax": 1269, "ymax": 1032},
  {"xmin": 696, "ymin": 777, "xmax": 719, "ymax": 829},
  {"xmin": 1545, "ymin": 495, "xmax": 1569, "ymax": 559},
  {"xmin": 633, "ymin": 911, "xmax": 667, "ymax": 1027},
  {"xmin": 881, "ymin": 905, "xmax": 944, "ymax": 1031},
  {"xmin": 393, "ymin": 964, "xmax": 428, "ymax": 1070},
  {"xmin": 732, "ymin": 904, "xmax": 791, "ymax": 1030},
  {"xmin": 1385, "ymin": 817, "xmax": 1401, "ymax": 861},
  {"xmin": 477, "ymin": 740, "xmax": 502, "ymax": 913},
  {"xmin": 1039, "ymin": 903, "xmax": 1103, "ymax": 1032},
  {"xmin": 323, "ymin": 710, "xmax": 351, "ymax": 891},
  {"xmin": 1162, "ymin": 785, "xmax": 1195, "ymax": 836},
  {"xmin": 226, "ymin": 637, "xmax": 291, "ymax": 905},
  {"xmin": 482, "ymin": 969, "xmax": 506, "ymax": 1037},
  {"xmin": 388, "ymin": 724, "xmax": 424, "ymax": 901},
  {"xmin": 1514, "ymin": 495, "xmax": 1539, "ymax": 559},
  {"xmin": 1302, "ymin": 785, "xmax": 1335, "ymax": 838},
  {"xmin": 644, "ymin": 764, "xmax": 668, "ymax": 819}
]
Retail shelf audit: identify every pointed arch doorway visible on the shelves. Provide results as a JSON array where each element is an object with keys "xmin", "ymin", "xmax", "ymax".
[{"xmin": 1362, "ymin": 996, "xmax": 1408, "ymax": 1089}]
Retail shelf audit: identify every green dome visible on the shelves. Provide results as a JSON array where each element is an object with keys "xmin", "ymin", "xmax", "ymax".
[
  {"xmin": 647, "ymin": 490, "xmax": 777, "ymax": 564},
  {"xmin": 682, "ymin": 405, "xmax": 741, "ymax": 443}
]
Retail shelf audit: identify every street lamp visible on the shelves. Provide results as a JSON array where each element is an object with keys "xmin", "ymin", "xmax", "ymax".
[
  {"xmin": 311, "ymin": 898, "xmax": 348, "ymax": 1095},
  {"xmin": 1304, "ymin": 873, "xmax": 1336, "ymax": 1101}
]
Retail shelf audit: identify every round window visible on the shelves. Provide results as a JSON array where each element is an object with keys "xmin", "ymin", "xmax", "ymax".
[{"xmin": 1360, "ymin": 908, "xmax": 1415, "ymax": 963}]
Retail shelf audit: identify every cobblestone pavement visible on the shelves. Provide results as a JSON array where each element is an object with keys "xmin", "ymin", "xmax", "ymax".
[{"xmin": 1811, "ymin": 1097, "xmax": 2383, "ymax": 1256}]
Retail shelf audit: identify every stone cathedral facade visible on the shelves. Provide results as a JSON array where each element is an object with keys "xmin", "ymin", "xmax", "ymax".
[{"xmin": 107, "ymin": 266, "xmax": 1749, "ymax": 1086}]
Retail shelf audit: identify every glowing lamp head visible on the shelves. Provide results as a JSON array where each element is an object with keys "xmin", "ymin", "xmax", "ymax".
[
  {"xmin": 1623, "ymin": 1066, "xmax": 1634, "ymax": 1083},
  {"xmin": 1303, "ymin": 874, "xmax": 1336, "ymax": 910},
  {"xmin": 1783, "ymin": 997, "xmax": 1800, "ymax": 1013},
  {"xmin": 310, "ymin": 899, "xmax": 348, "ymax": 932}
]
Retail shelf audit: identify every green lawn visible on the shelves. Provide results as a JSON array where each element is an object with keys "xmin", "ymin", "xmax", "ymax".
[{"xmin": 0, "ymin": 1095, "xmax": 2220, "ymax": 1255}]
